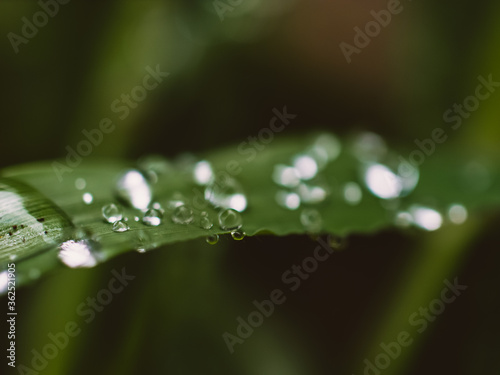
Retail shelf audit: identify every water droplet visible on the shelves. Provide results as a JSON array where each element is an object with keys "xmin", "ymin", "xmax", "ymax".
[
  {"xmin": 328, "ymin": 234, "xmax": 347, "ymax": 250},
  {"xmin": 172, "ymin": 205, "xmax": 194, "ymax": 225},
  {"xmin": 218, "ymin": 209, "xmax": 242, "ymax": 230},
  {"xmin": 75, "ymin": 178, "xmax": 86, "ymax": 190},
  {"xmin": 58, "ymin": 240, "xmax": 98, "ymax": 268},
  {"xmin": 300, "ymin": 209, "xmax": 322, "ymax": 233},
  {"xmin": 352, "ymin": 132, "xmax": 387, "ymax": 162},
  {"xmin": 292, "ymin": 155, "xmax": 318, "ymax": 180},
  {"xmin": 142, "ymin": 209, "xmax": 162, "ymax": 226},
  {"xmin": 296, "ymin": 183, "xmax": 328, "ymax": 204},
  {"xmin": 134, "ymin": 230, "xmax": 154, "ymax": 253},
  {"xmin": 134, "ymin": 216, "xmax": 140, "ymax": 222},
  {"xmin": 343, "ymin": 182, "xmax": 362, "ymax": 205},
  {"xmin": 275, "ymin": 191, "xmax": 301, "ymax": 210},
  {"xmin": 205, "ymin": 178, "xmax": 247, "ymax": 212},
  {"xmin": 115, "ymin": 169, "xmax": 152, "ymax": 210},
  {"xmin": 231, "ymin": 230, "xmax": 246, "ymax": 241},
  {"xmin": 272, "ymin": 165, "xmax": 301, "ymax": 188},
  {"xmin": 206, "ymin": 234, "xmax": 219, "ymax": 245},
  {"xmin": 410, "ymin": 206, "xmax": 442, "ymax": 231},
  {"xmin": 447, "ymin": 204, "xmax": 468, "ymax": 225},
  {"xmin": 101, "ymin": 203, "xmax": 123, "ymax": 223},
  {"xmin": 112, "ymin": 220, "xmax": 130, "ymax": 233},
  {"xmin": 193, "ymin": 160, "xmax": 214, "ymax": 185},
  {"xmin": 200, "ymin": 215, "xmax": 213, "ymax": 230},
  {"xmin": 151, "ymin": 202, "xmax": 165, "ymax": 215},
  {"xmin": 82, "ymin": 192, "xmax": 93, "ymax": 205},
  {"xmin": 394, "ymin": 211, "xmax": 413, "ymax": 227}
]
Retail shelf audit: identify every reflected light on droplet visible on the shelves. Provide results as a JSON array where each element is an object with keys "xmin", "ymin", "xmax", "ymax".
[
  {"xmin": 116, "ymin": 170, "xmax": 152, "ymax": 210},
  {"xmin": 411, "ymin": 206, "xmax": 443, "ymax": 231},
  {"xmin": 58, "ymin": 240, "xmax": 97, "ymax": 268},
  {"xmin": 228, "ymin": 194, "xmax": 248, "ymax": 212},
  {"xmin": 193, "ymin": 161, "xmax": 214, "ymax": 185},
  {"xmin": 276, "ymin": 191, "xmax": 300, "ymax": 210},
  {"xmin": 293, "ymin": 155, "xmax": 318, "ymax": 180},
  {"xmin": 83, "ymin": 193, "xmax": 93, "ymax": 205},
  {"xmin": 0, "ymin": 271, "xmax": 8, "ymax": 294},
  {"xmin": 364, "ymin": 164, "xmax": 402, "ymax": 199},
  {"xmin": 448, "ymin": 204, "xmax": 468, "ymax": 225}
]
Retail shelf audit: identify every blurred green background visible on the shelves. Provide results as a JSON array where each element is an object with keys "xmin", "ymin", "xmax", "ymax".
[{"xmin": 1, "ymin": 1, "xmax": 500, "ymax": 374}]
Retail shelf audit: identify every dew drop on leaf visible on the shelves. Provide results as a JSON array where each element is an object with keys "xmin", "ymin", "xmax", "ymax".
[
  {"xmin": 205, "ymin": 234, "xmax": 219, "ymax": 245},
  {"xmin": 231, "ymin": 231, "xmax": 246, "ymax": 241},
  {"xmin": 218, "ymin": 209, "xmax": 242, "ymax": 231},
  {"xmin": 115, "ymin": 169, "xmax": 152, "ymax": 210},
  {"xmin": 101, "ymin": 203, "xmax": 123, "ymax": 223},
  {"xmin": 171, "ymin": 205, "xmax": 194, "ymax": 225},
  {"xmin": 112, "ymin": 220, "xmax": 130, "ymax": 233},
  {"xmin": 142, "ymin": 209, "xmax": 162, "ymax": 226}
]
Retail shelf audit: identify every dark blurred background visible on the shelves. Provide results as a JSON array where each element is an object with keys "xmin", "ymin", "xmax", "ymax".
[{"xmin": 1, "ymin": 1, "xmax": 499, "ymax": 374}]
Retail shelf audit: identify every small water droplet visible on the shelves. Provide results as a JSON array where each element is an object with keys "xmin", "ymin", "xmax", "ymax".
[
  {"xmin": 134, "ymin": 216, "xmax": 140, "ymax": 222},
  {"xmin": 205, "ymin": 234, "xmax": 219, "ymax": 245},
  {"xmin": 343, "ymin": 182, "xmax": 362, "ymax": 205},
  {"xmin": 272, "ymin": 165, "xmax": 301, "ymax": 188},
  {"xmin": 275, "ymin": 191, "xmax": 301, "ymax": 210},
  {"xmin": 135, "ymin": 230, "xmax": 154, "ymax": 253},
  {"xmin": 102, "ymin": 203, "xmax": 123, "ymax": 223},
  {"xmin": 300, "ymin": 208, "xmax": 322, "ymax": 233},
  {"xmin": 58, "ymin": 240, "xmax": 98, "ymax": 268},
  {"xmin": 172, "ymin": 205, "xmax": 194, "ymax": 225},
  {"xmin": 115, "ymin": 169, "xmax": 152, "ymax": 210},
  {"xmin": 447, "ymin": 204, "xmax": 468, "ymax": 225},
  {"xmin": 112, "ymin": 220, "xmax": 130, "ymax": 233},
  {"xmin": 200, "ymin": 215, "xmax": 213, "ymax": 230},
  {"xmin": 231, "ymin": 230, "xmax": 246, "ymax": 240},
  {"xmin": 328, "ymin": 234, "xmax": 347, "ymax": 251},
  {"xmin": 142, "ymin": 209, "xmax": 162, "ymax": 226},
  {"xmin": 82, "ymin": 192, "xmax": 93, "ymax": 205},
  {"xmin": 193, "ymin": 160, "xmax": 214, "ymax": 185},
  {"xmin": 218, "ymin": 209, "xmax": 242, "ymax": 230},
  {"xmin": 75, "ymin": 178, "xmax": 86, "ymax": 190},
  {"xmin": 205, "ymin": 178, "xmax": 247, "ymax": 212}
]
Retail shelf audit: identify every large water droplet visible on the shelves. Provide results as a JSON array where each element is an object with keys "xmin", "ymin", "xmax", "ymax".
[
  {"xmin": 275, "ymin": 191, "xmax": 301, "ymax": 210},
  {"xmin": 102, "ymin": 203, "xmax": 123, "ymax": 223},
  {"xmin": 58, "ymin": 240, "xmax": 98, "ymax": 268},
  {"xmin": 115, "ymin": 169, "xmax": 152, "ymax": 210},
  {"xmin": 410, "ymin": 206, "xmax": 442, "ymax": 231},
  {"xmin": 447, "ymin": 204, "xmax": 468, "ymax": 225},
  {"xmin": 363, "ymin": 163, "xmax": 402, "ymax": 199},
  {"xmin": 205, "ymin": 178, "xmax": 247, "ymax": 212},
  {"xmin": 112, "ymin": 220, "xmax": 130, "ymax": 233},
  {"xmin": 300, "ymin": 208, "xmax": 322, "ymax": 233},
  {"xmin": 218, "ymin": 209, "xmax": 242, "ymax": 230},
  {"xmin": 296, "ymin": 183, "xmax": 328, "ymax": 204},
  {"xmin": 206, "ymin": 234, "xmax": 219, "ymax": 245},
  {"xmin": 142, "ymin": 209, "xmax": 162, "ymax": 226},
  {"xmin": 172, "ymin": 205, "xmax": 194, "ymax": 225},
  {"xmin": 272, "ymin": 165, "xmax": 301, "ymax": 188}
]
